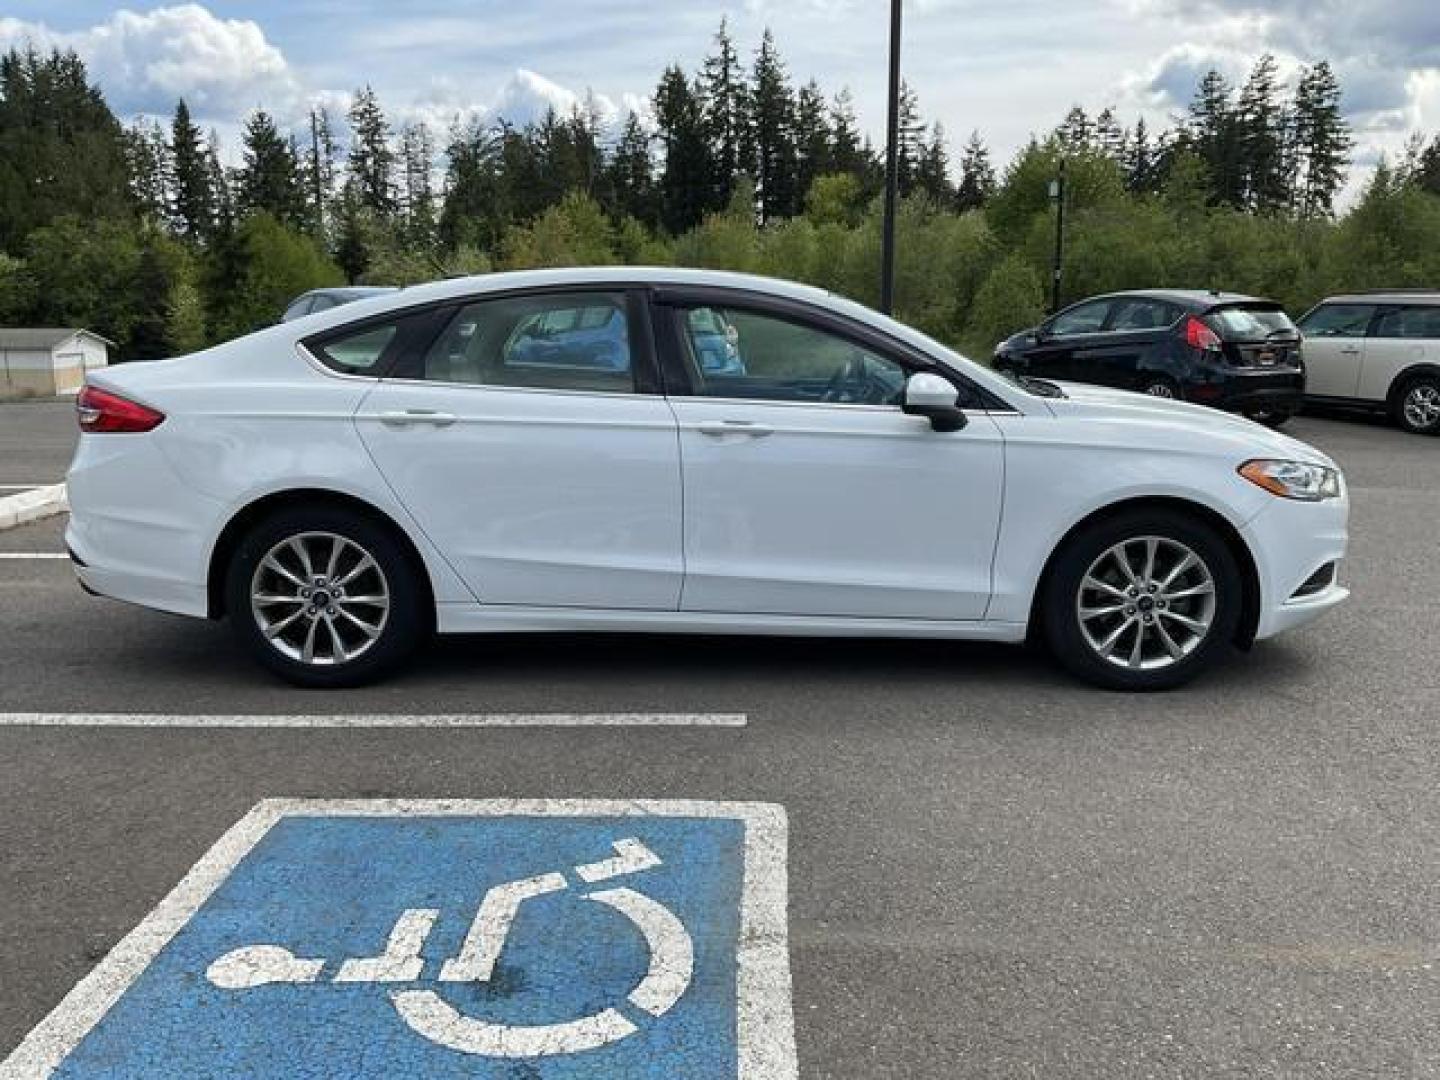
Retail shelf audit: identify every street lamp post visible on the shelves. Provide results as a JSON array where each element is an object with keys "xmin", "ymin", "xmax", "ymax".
[
  {"xmin": 879, "ymin": 0, "xmax": 903, "ymax": 315},
  {"xmin": 1049, "ymin": 158, "xmax": 1066, "ymax": 315}
]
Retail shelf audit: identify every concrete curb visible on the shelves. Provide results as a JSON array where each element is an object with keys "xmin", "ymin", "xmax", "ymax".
[{"xmin": 0, "ymin": 483, "xmax": 68, "ymax": 531}]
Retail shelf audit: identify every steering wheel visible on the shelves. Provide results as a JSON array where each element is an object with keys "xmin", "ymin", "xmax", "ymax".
[{"xmin": 822, "ymin": 354, "xmax": 869, "ymax": 403}]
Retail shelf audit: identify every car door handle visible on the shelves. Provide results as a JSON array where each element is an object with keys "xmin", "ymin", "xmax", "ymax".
[
  {"xmin": 696, "ymin": 421, "xmax": 773, "ymax": 437},
  {"xmin": 1338, "ymin": 346, "xmax": 1362, "ymax": 355},
  {"xmin": 376, "ymin": 409, "xmax": 458, "ymax": 427}
]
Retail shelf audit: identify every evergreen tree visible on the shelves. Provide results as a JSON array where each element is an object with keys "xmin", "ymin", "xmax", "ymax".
[
  {"xmin": 1123, "ymin": 118, "xmax": 1159, "ymax": 194},
  {"xmin": 1057, "ymin": 106, "xmax": 1094, "ymax": 153},
  {"xmin": 828, "ymin": 89, "xmax": 870, "ymax": 181},
  {"xmin": 1413, "ymin": 136, "xmax": 1440, "ymax": 197},
  {"xmin": 399, "ymin": 121, "xmax": 437, "ymax": 251},
  {"xmin": 1235, "ymin": 54, "xmax": 1289, "ymax": 213},
  {"xmin": 170, "ymin": 98, "xmax": 214, "ymax": 240},
  {"xmin": 750, "ymin": 30, "xmax": 800, "ymax": 222},
  {"xmin": 126, "ymin": 119, "xmax": 172, "ymax": 225},
  {"xmin": 653, "ymin": 65, "xmax": 713, "ymax": 234},
  {"xmin": 1094, "ymin": 108, "xmax": 1125, "ymax": 161},
  {"xmin": 204, "ymin": 131, "xmax": 233, "ymax": 233},
  {"xmin": 914, "ymin": 123, "xmax": 953, "ymax": 203},
  {"xmin": 439, "ymin": 118, "xmax": 506, "ymax": 251},
  {"xmin": 346, "ymin": 86, "xmax": 397, "ymax": 219},
  {"xmin": 700, "ymin": 17, "xmax": 750, "ymax": 210},
  {"xmin": 794, "ymin": 80, "xmax": 832, "ymax": 211},
  {"xmin": 955, "ymin": 131, "xmax": 996, "ymax": 211},
  {"xmin": 304, "ymin": 106, "xmax": 338, "ymax": 239},
  {"xmin": 0, "ymin": 48, "xmax": 135, "ymax": 254},
  {"xmin": 1291, "ymin": 60, "xmax": 1352, "ymax": 217},
  {"xmin": 236, "ymin": 110, "xmax": 304, "ymax": 227},
  {"xmin": 603, "ymin": 112, "xmax": 657, "ymax": 226},
  {"xmin": 896, "ymin": 82, "xmax": 928, "ymax": 194},
  {"xmin": 1186, "ymin": 69, "xmax": 1242, "ymax": 207}
]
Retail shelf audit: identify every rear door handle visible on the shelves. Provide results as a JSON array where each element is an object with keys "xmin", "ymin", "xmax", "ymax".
[
  {"xmin": 376, "ymin": 409, "xmax": 457, "ymax": 428},
  {"xmin": 1339, "ymin": 346, "xmax": 1362, "ymax": 355},
  {"xmin": 696, "ymin": 420, "xmax": 773, "ymax": 438}
]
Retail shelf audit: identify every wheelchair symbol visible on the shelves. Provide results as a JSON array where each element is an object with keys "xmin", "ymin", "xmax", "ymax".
[{"xmin": 204, "ymin": 838, "xmax": 693, "ymax": 1058}]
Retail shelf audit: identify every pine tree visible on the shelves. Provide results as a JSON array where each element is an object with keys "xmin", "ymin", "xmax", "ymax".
[
  {"xmin": 1057, "ymin": 106, "xmax": 1094, "ymax": 153},
  {"xmin": 1291, "ymin": 60, "xmax": 1352, "ymax": 217},
  {"xmin": 653, "ymin": 65, "xmax": 713, "ymax": 234},
  {"xmin": 955, "ymin": 131, "xmax": 995, "ymax": 211},
  {"xmin": 1123, "ymin": 118, "xmax": 1158, "ymax": 194},
  {"xmin": 346, "ymin": 85, "xmax": 397, "ymax": 219},
  {"xmin": 237, "ymin": 110, "xmax": 304, "ymax": 227},
  {"xmin": 828, "ymin": 89, "xmax": 870, "ymax": 180},
  {"xmin": 399, "ymin": 121, "xmax": 437, "ymax": 251},
  {"xmin": 603, "ymin": 112, "xmax": 657, "ymax": 226},
  {"xmin": 794, "ymin": 79, "xmax": 832, "ymax": 205},
  {"xmin": 1187, "ymin": 69, "xmax": 1241, "ymax": 207},
  {"xmin": 1414, "ymin": 136, "xmax": 1440, "ymax": 197},
  {"xmin": 170, "ymin": 99, "xmax": 215, "ymax": 240},
  {"xmin": 304, "ymin": 106, "xmax": 338, "ymax": 239},
  {"xmin": 204, "ymin": 131, "xmax": 233, "ymax": 233},
  {"xmin": 126, "ymin": 119, "xmax": 172, "ymax": 225},
  {"xmin": 1235, "ymin": 54, "xmax": 1288, "ymax": 213},
  {"xmin": 914, "ymin": 123, "xmax": 953, "ymax": 203},
  {"xmin": 700, "ymin": 17, "xmax": 750, "ymax": 210},
  {"xmin": 1094, "ymin": 107, "xmax": 1125, "ymax": 161},
  {"xmin": 896, "ymin": 82, "xmax": 927, "ymax": 194},
  {"xmin": 750, "ymin": 29, "xmax": 800, "ymax": 222}
]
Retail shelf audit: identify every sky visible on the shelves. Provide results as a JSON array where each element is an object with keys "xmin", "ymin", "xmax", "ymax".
[{"xmin": 2, "ymin": 0, "xmax": 1438, "ymax": 196}]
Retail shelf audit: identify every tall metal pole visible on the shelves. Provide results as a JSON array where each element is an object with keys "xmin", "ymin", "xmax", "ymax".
[
  {"xmin": 1049, "ymin": 157, "xmax": 1066, "ymax": 315},
  {"xmin": 880, "ymin": 0, "xmax": 903, "ymax": 315}
]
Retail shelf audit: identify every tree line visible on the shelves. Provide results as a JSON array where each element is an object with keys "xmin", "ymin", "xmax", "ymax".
[{"xmin": 2, "ymin": 28, "xmax": 1440, "ymax": 368}]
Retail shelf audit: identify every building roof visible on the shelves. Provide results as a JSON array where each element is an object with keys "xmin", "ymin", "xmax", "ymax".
[{"xmin": 0, "ymin": 328, "xmax": 116, "ymax": 350}]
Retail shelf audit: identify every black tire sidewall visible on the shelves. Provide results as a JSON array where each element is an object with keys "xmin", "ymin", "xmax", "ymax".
[
  {"xmin": 1393, "ymin": 376, "xmax": 1440, "ymax": 435},
  {"xmin": 1041, "ymin": 509, "xmax": 1243, "ymax": 691},
  {"xmin": 225, "ymin": 506, "xmax": 426, "ymax": 688}
]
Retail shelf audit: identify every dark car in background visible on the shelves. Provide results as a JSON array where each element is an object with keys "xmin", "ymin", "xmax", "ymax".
[
  {"xmin": 280, "ymin": 286, "xmax": 399, "ymax": 322},
  {"xmin": 994, "ymin": 289, "xmax": 1305, "ymax": 426}
]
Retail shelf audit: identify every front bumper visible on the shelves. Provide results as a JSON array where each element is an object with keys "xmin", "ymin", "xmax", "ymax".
[{"xmin": 1241, "ymin": 486, "xmax": 1349, "ymax": 640}]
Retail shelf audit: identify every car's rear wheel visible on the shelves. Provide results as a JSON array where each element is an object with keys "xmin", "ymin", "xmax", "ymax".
[
  {"xmin": 1041, "ymin": 510, "xmax": 1243, "ymax": 691},
  {"xmin": 225, "ymin": 506, "xmax": 427, "ymax": 687},
  {"xmin": 1140, "ymin": 379, "xmax": 1178, "ymax": 399},
  {"xmin": 1244, "ymin": 406, "xmax": 1291, "ymax": 428},
  {"xmin": 1393, "ymin": 375, "xmax": 1440, "ymax": 435}
]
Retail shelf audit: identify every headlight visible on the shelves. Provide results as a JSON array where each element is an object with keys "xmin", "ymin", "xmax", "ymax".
[{"xmin": 1238, "ymin": 459, "xmax": 1341, "ymax": 501}]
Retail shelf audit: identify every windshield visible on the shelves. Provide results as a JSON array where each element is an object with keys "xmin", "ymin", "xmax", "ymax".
[{"xmin": 1207, "ymin": 305, "xmax": 1297, "ymax": 341}]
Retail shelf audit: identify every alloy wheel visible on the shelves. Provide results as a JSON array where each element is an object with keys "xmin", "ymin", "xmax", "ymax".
[
  {"xmin": 249, "ymin": 532, "xmax": 391, "ymax": 666},
  {"xmin": 1075, "ymin": 536, "xmax": 1217, "ymax": 671},
  {"xmin": 1402, "ymin": 383, "xmax": 1440, "ymax": 431},
  {"xmin": 1143, "ymin": 382, "xmax": 1176, "ymax": 399}
]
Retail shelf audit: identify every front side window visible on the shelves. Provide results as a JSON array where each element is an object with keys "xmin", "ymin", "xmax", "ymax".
[
  {"xmin": 1050, "ymin": 300, "xmax": 1112, "ymax": 336},
  {"xmin": 677, "ymin": 305, "xmax": 907, "ymax": 406},
  {"xmin": 1372, "ymin": 306, "xmax": 1440, "ymax": 340},
  {"xmin": 418, "ymin": 292, "xmax": 634, "ymax": 392},
  {"xmin": 1299, "ymin": 304, "xmax": 1374, "ymax": 338}
]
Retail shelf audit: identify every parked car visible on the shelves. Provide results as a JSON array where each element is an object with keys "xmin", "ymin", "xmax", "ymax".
[
  {"xmin": 281, "ymin": 286, "xmax": 399, "ymax": 322},
  {"xmin": 67, "ymin": 268, "xmax": 1347, "ymax": 692},
  {"xmin": 994, "ymin": 290, "xmax": 1305, "ymax": 426},
  {"xmin": 1297, "ymin": 290, "xmax": 1440, "ymax": 435}
]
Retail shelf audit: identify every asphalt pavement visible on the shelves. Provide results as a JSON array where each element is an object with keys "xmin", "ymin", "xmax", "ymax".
[{"xmin": 1, "ymin": 411, "xmax": 1437, "ymax": 1077}]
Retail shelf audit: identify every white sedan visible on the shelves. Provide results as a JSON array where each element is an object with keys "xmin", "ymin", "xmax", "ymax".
[{"xmin": 66, "ymin": 268, "xmax": 1349, "ymax": 691}]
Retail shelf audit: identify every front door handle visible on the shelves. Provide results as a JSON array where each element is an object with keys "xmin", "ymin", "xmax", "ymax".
[
  {"xmin": 377, "ymin": 409, "xmax": 458, "ymax": 428},
  {"xmin": 696, "ymin": 420, "xmax": 773, "ymax": 438}
]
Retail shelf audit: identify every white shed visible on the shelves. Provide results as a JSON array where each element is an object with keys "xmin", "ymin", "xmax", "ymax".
[{"xmin": 0, "ymin": 328, "xmax": 114, "ymax": 398}]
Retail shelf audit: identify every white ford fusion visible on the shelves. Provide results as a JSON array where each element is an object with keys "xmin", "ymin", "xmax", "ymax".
[{"xmin": 66, "ymin": 268, "xmax": 1348, "ymax": 690}]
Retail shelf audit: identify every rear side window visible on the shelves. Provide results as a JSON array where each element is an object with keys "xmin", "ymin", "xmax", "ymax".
[
  {"xmin": 305, "ymin": 309, "xmax": 436, "ymax": 376},
  {"xmin": 1298, "ymin": 304, "xmax": 1374, "ymax": 338},
  {"xmin": 1108, "ymin": 298, "xmax": 1180, "ymax": 332},
  {"xmin": 1372, "ymin": 306, "xmax": 1440, "ymax": 340},
  {"xmin": 1207, "ymin": 305, "xmax": 1297, "ymax": 340}
]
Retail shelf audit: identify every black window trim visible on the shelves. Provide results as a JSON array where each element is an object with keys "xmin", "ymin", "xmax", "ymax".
[
  {"xmin": 646, "ymin": 284, "xmax": 1008, "ymax": 411},
  {"xmin": 299, "ymin": 285, "xmax": 663, "ymax": 395}
]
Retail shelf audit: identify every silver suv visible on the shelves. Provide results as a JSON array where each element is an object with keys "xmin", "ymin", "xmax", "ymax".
[{"xmin": 1298, "ymin": 291, "xmax": 1440, "ymax": 434}]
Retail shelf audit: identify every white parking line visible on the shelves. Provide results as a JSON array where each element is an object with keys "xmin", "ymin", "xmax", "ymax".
[
  {"xmin": 0, "ymin": 712, "xmax": 747, "ymax": 728},
  {"xmin": 0, "ymin": 553, "xmax": 68, "ymax": 560}
]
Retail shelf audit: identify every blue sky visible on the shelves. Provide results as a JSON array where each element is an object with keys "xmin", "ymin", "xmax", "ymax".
[{"xmin": 2, "ymin": 1, "xmax": 1438, "ymax": 189}]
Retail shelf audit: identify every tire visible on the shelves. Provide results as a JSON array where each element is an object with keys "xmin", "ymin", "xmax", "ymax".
[
  {"xmin": 1392, "ymin": 375, "xmax": 1440, "ymax": 435},
  {"xmin": 1244, "ymin": 407, "xmax": 1291, "ymax": 429},
  {"xmin": 225, "ymin": 505, "xmax": 428, "ymax": 687},
  {"xmin": 1040, "ymin": 509, "xmax": 1243, "ymax": 691},
  {"xmin": 1140, "ymin": 379, "xmax": 1178, "ymax": 399}
]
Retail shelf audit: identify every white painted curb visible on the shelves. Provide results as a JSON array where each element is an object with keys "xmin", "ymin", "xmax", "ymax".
[{"xmin": 0, "ymin": 483, "xmax": 67, "ymax": 531}]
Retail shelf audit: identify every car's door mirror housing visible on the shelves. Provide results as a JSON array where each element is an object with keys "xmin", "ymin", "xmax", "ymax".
[{"xmin": 903, "ymin": 372, "xmax": 968, "ymax": 432}]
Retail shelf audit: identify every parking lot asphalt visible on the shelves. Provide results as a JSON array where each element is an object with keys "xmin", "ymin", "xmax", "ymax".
[
  {"xmin": 1, "ymin": 413, "xmax": 1438, "ymax": 1077},
  {"xmin": 0, "ymin": 400, "xmax": 77, "ymax": 486}
]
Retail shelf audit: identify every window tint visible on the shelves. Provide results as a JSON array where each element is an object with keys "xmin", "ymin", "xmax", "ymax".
[
  {"xmin": 1372, "ymin": 306, "xmax": 1440, "ymax": 340},
  {"xmin": 312, "ymin": 323, "xmax": 398, "ymax": 374},
  {"xmin": 1299, "ymin": 303, "xmax": 1374, "ymax": 338},
  {"xmin": 419, "ymin": 292, "xmax": 633, "ymax": 392},
  {"xmin": 1050, "ymin": 300, "xmax": 1111, "ymax": 336},
  {"xmin": 678, "ymin": 305, "xmax": 908, "ymax": 406},
  {"xmin": 1208, "ymin": 305, "xmax": 1297, "ymax": 340},
  {"xmin": 1109, "ymin": 298, "xmax": 1179, "ymax": 332}
]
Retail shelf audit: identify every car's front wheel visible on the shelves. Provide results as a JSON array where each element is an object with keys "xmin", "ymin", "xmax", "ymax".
[
  {"xmin": 225, "ymin": 506, "xmax": 428, "ymax": 687},
  {"xmin": 1041, "ymin": 510, "xmax": 1243, "ymax": 691}
]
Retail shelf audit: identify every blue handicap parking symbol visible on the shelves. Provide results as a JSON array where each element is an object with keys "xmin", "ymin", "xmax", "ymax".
[{"xmin": 2, "ymin": 800, "xmax": 794, "ymax": 1080}]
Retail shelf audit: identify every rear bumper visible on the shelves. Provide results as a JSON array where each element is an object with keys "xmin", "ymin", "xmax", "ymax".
[{"xmin": 1187, "ymin": 369, "xmax": 1305, "ymax": 414}]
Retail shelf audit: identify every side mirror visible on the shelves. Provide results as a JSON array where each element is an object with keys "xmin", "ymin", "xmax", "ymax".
[{"xmin": 902, "ymin": 372, "xmax": 968, "ymax": 432}]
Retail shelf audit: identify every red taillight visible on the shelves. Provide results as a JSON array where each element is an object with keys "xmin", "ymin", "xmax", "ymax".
[
  {"xmin": 76, "ymin": 385, "xmax": 165, "ymax": 433},
  {"xmin": 1184, "ymin": 315, "xmax": 1222, "ymax": 352}
]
